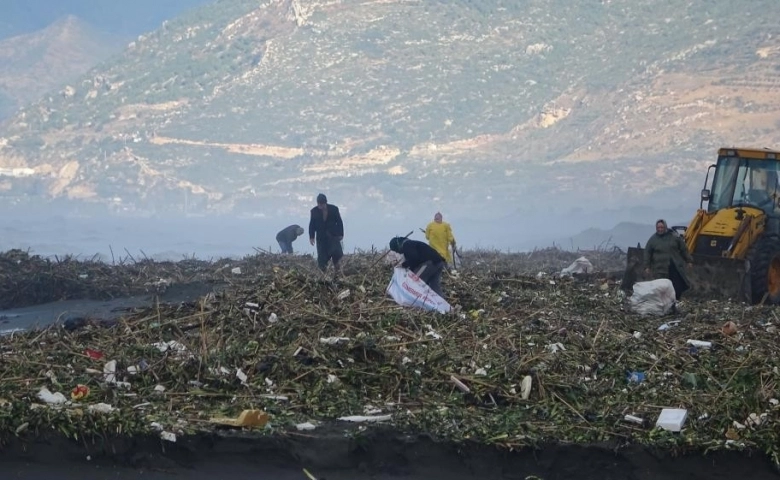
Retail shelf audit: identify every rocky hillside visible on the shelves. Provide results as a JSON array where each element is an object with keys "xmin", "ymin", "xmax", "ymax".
[
  {"xmin": 0, "ymin": 15, "xmax": 123, "ymax": 120},
  {"xmin": 0, "ymin": 0, "xmax": 779, "ymax": 219}
]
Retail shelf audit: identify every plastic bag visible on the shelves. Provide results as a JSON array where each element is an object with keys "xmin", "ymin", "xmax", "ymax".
[
  {"xmin": 386, "ymin": 267, "xmax": 451, "ymax": 313},
  {"xmin": 628, "ymin": 278, "xmax": 676, "ymax": 316},
  {"xmin": 560, "ymin": 256, "xmax": 593, "ymax": 276}
]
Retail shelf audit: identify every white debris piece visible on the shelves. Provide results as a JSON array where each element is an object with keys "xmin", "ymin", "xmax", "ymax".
[
  {"xmin": 160, "ymin": 431, "xmax": 177, "ymax": 442},
  {"xmin": 546, "ymin": 342, "xmax": 566, "ymax": 354},
  {"xmin": 520, "ymin": 375, "xmax": 533, "ymax": 400},
  {"xmin": 656, "ymin": 408, "xmax": 687, "ymax": 432},
  {"xmin": 560, "ymin": 256, "xmax": 593, "ymax": 277},
  {"xmin": 624, "ymin": 414, "xmax": 644, "ymax": 425},
  {"xmin": 337, "ymin": 289, "xmax": 351, "ymax": 300},
  {"xmin": 296, "ymin": 422, "xmax": 317, "ymax": 431},
  {"xmin": 236, "ymin": 369, "xmax": 248, "ymax": 385},
  {"xmin": 424, "ymin": 324, "xmax": 442, "ymax": 339},
  {"xmin": 103, "ymin": 360, "xmax": 117, "ymax": 384},
  {"xmin": 153, "ymin": 341, "xmax": 188, "ymax": 355},
  {"xmin": 475, "ymin": 368, "xmax": 487, "ymax": 376},
  {"xmin": 363, "ymin": 405, "xmax": 383, "ymax": 415},
  {"xmin": 88, "ymin": 403, "xmax": 116, "ymax": 414},
  {"xmin": 337, "ymin": 414, "xmax": 392, "ymax": 423},
  {"xmin": 37, "ymin": 387, "xmax": 67, "ymax": 404},
  {"xmin": 231, "ymin": 267, "xmax": 242, "ymax": 275},
  {"xmin": 450, "ymin": 375, "xmax": 470, "ymax": 393},
  {"xmin": 628, "ymin": 279, "xmax": 676, "ymax": 316},
  {"xmin": 320, "ymin": 337, "xmax": 350, "ymax": 345},
  {"xmin": 686, "ymin": 339, "xmax": 712, "ymax": 349},
  {"xmin": 154, "ymin": 385, "xmax": 166, "ymax": 394},
  {"xmin": 267, "ymin": 313, "xmax": 278, "ymax": 323}
]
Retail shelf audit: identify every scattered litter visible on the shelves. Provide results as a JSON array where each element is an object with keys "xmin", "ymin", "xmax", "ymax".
[
  {"xmin": 520, "ymin": 375, "xmax": 532, "ymax": 400},
  {"xmin": 296, "ymin": 422, "xmax": 317, "ymax": 431},
  {"xmin": 337, "ymin": 414, "xmax": 392, "ymax": 423},
  {"xmin": 268, "ymin": 313, "xmax": 278, "ymax": 323},
  {"xmin": 209, "ymin": 409, "xmax": 269, "ymax": 428},
  {"xmin": 236, "ymin": 369, "xmax": 248, "ymax": 385},
  {"xmin": 37, "ymin": 387, "xmax": 67, "ymax": 405},
  {"xmin": 658, "ymin": 320, "xmax": 681, "ymax": 331},
  {"xmin": 546, "ymin": 342, "xmax": 566, "ymax": 353},
  {"xmin": 656, "ymin": 408, "xmax": 687, "ymax": 432},
  {"xmin": 624, "ymin": 415, "xmax": 644, "ymax": 425},
  {"xmin": 103, "ymin": 360, "xmax": 117, "ymax": 384},
  {"xmin": 84, "ymin": 349, "xmax": 103, "ymax": 360},
  {"xmin": 320, "ymin": 337, "xmax": 350, "ymax": 345},
  {"xmin": 231, "ymin": 267, "xmax": 242, "ymax": 275},
  {"xmin": 70, "ymin": 385, "xmax": 89, "ymax": 401},
  {"xmin": 337, "ymin": 289, "xmax": 351, "ymax": 300},
  {"xmin": 153, "ymin": 341, "xmax": 188, "ymax": 355},
  {"xmin": 627, "ymin": 371, "xmax": 645, "ymax": 384},
  {"xmin": 88, "ymin": 403, "xmax": 115, "ymax": 414},
  {"xmin": 450, "ymin": 375, "xmax": 470, "ymax": 393},
  {"xmin": 686, "ymin": 339, "xmax": 712, "ymax": 349},
  {"xmin": 160, "ymin": 431, "xmax": 176, "ymax": 442},
  {"xmin": 721, "ymin": 321, "xmax": 738, "ymax": 336},
  {"xmin": 560, "ymin": 256, "xmax": 593, "ymax": 277}
]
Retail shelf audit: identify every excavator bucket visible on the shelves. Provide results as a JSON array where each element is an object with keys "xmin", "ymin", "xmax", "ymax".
[{"xmin": 625, "ymin": 247, "xmax": 749, "ymax": 303}]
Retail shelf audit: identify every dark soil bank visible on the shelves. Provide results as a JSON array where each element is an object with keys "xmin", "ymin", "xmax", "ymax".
[{"xmin": 1, "ymin": 426, "xmax": 779, "ymax": 480}]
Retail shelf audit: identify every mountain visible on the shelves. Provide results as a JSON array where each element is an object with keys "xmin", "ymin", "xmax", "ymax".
[
  {"xmin": 0, "ymin": 15, "xmax": 124, "ymax": 119},
  {"xmin": 0, "ymin": 0, "xmax": 779, "ymax": 219}
]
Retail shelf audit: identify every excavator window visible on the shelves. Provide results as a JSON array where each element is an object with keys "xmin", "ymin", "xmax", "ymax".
[{"xmin": 708, "ymin": 156, "xmax": 780, "ymax": 214}]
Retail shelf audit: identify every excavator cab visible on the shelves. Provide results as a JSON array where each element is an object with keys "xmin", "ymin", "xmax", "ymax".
[{"xmin": 627, "ymin": 147, "xmax": 780, "ymax": 304}]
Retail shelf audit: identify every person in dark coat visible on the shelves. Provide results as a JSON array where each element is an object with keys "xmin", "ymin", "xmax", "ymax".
[
  {"xmin": 276, "ymin": 225, "xmax": 304, "ymax": 254},
  {"xmin": 389, "ymin": 236, "xmax": 446, "ymax": 297},
  {"xmin": 308, "ymin": 193, "xmax": 344, "ymax": 274},
  {"xmin": 643, "ymin": 219, "xmax": 694, "ymax": 299}
]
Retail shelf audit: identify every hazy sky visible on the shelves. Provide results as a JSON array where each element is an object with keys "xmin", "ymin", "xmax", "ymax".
[{"xmin": 0, "ymin": 0, "xmax": 216, "ymax": 39}]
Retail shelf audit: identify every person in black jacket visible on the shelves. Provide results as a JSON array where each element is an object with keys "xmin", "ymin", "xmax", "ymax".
[
  {"xmin": 389, "ymin": 236, "xmax": 445, "ymax": 297},
  {"xmin": 308, "ymin": 193, "xmax": 344, "ymax": 274},
  {"xmin": 276, "ymin": 224, "xmax": 304, "ymax": 254}
]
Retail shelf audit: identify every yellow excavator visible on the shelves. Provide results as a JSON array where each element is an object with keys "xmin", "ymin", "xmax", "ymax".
[{"xmin": 627, "ymin": 147, "xmax": 780, "ymax": 304}]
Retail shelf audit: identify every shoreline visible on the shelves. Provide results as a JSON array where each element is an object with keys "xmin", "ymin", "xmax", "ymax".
[{"xmin": 4, "ymin": 426, "xmax": 780, "ymax": 479}]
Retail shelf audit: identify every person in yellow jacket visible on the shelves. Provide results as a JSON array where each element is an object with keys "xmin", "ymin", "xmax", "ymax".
[{"xmin": 425, "ymin": 212, "xmax": 457, "ymax": 267}]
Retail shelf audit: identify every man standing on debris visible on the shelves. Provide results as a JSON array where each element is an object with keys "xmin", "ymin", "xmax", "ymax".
[
  {"xmin": 425, "ymin": 212, "xmax": 457, "ymax": 268},
  {"xmin": 389, "ymin": 236, "xmax": 446, "ymax": 297},
  {"xmin": 309, "ymin": 193, "xmax": 344, "ymax": 275},
  {"xmin": 276, "ymin": 224, "xmax": 304, "ymax": 254},
  {"xmin": 643, "ymin": 219, "xmax": 694, "ymax": 299}
]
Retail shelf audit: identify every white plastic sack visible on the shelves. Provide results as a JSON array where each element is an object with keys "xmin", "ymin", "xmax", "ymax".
[
  {"xmin": 628, "ymin": 279, "xmax": 676, "ymax": 316},
  {"xmin": 386, "ymin": 267, "xmax": 451, "ymax": 314},
  {"xmin": 560, "ymin": 256, "xmax": 593, "ymax": 276}
]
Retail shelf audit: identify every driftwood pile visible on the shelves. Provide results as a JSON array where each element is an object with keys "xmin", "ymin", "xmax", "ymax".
[{"xmin": 0, "ymin": 248, "xmax": 777, "ymax": 465}]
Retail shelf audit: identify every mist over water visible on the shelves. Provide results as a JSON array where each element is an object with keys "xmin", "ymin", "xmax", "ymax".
[{"xmin": 0, "ymin": 202, "xmax": 691, "ymax": 261}]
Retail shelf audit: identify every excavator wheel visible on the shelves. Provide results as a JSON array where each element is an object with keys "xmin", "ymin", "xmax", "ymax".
[{"xmin": 745, "ymin": 233, "xmax": 780, "ymax": 304}]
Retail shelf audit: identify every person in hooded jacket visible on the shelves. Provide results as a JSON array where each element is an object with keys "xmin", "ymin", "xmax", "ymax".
[
  {"xmin": 643, "ymin": 219, "xmax": 694, "ymax": 299},
  {"xmin": 389, "ymin": 236, "xmax": 446, "ymax": 297},
  {"xmin": 276, "ymin": 224, "xmax": 304, "ymax": 254}
]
